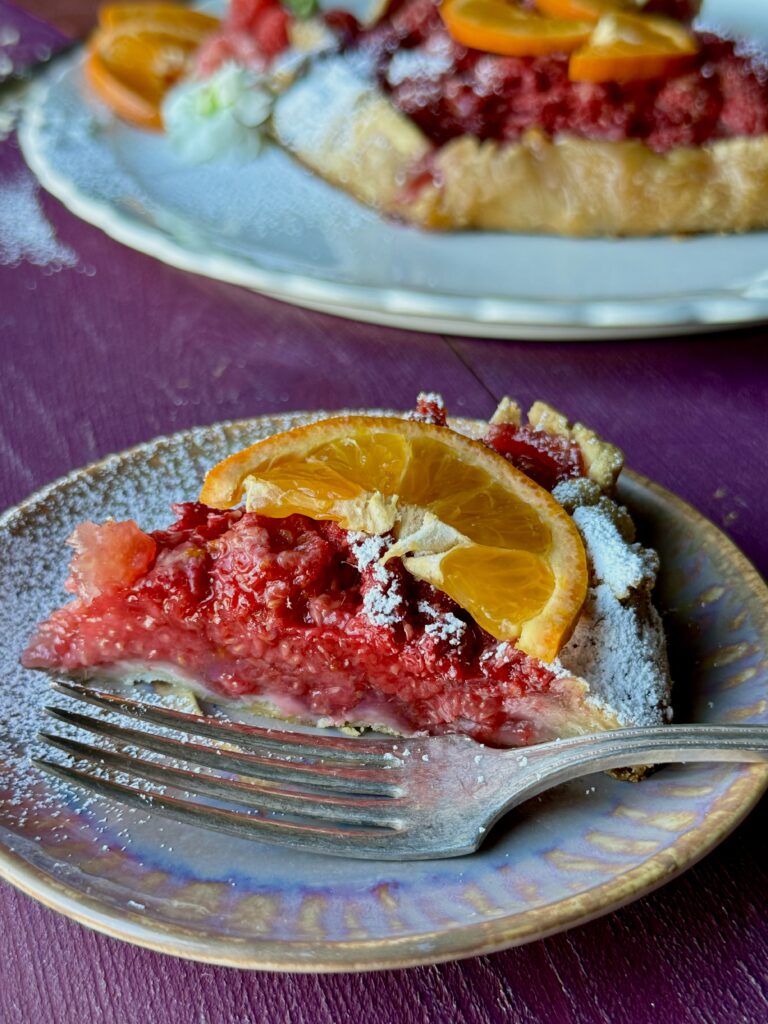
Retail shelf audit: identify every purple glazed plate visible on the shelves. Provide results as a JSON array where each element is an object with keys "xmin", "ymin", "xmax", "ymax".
[{"xmin": 0, "ymin": 412, "xmax": 767, "ymax": 970}]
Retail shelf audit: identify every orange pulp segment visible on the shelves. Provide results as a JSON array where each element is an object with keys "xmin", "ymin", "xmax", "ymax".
[
  {"xmin": 86, "ymin": 3, "xmax": 219, "ymax": 130},
  {"xmin": 201, "ymin": 416, "xmax": 588, "ymax": 661},
  {"xmin": 439, "ymin": 0, "xmax": 592, "ymax": 57},
  {"xmin": 533, "ymin": 0, "xmax": 635, "ymax": 24},
  {"xmin": 568, "ymin": 11, "xmax": 698, "ymax": 81}
]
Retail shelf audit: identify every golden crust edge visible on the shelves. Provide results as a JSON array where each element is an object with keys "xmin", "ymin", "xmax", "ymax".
[
  {"xmin": 413, "ymin": 130, "xmax": 768, "ymax": 235},
  {"xmin": 490, "ymin": 397, "xmax": 624, "ymax": 493},
  {"xmin": 270, "ymin": 75, "xmax": 768, "ymax": 236}
]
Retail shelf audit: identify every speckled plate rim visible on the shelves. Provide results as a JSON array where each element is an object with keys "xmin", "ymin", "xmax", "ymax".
[
  {"xmin": 17, "ymin": 52, "xmax": 768, "ymax": 341},
  {"xmin": 1, "ymin": 416, "xmax": 767, "ymax": 971}
]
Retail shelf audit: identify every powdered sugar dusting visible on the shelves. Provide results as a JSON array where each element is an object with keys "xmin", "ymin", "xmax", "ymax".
[
  {"xmin": 552, "ymin": 477, "xmax": 601, "ymax": 511},
  {"xmin": 0, "ymin": 173, "xmax": 78, "ymax": 269},
  {"xmin": 348, "ymin": 530, "xmax": 389, "ymax": 571},
  {"xmin": 362, "ymin": 573, "xmax": 404, "ymax": 626},
  {"xmin": 386, "ymin": 46, "xmax": 453, "ymax": 87},
  {"xmin": 572, "ymin": 501, "xmax": 659, "ymax": 601},
  {"xmin": 418, "ymin": 600, "xmax": 467, "ymax": 647},
  {"xmin": 272, "ymin": 55, "xmax": 374, "ymax": 155},
  {"xmin": 554, "ymin": 487, "xmax": 672, "ymax": 727},
  {"xmin": 365, "ymin": 561, "xmax": 404, "ymax": 626},
  {"xmin": 424, "ymin": 616, "xmax": 465, "ymax": 645},
  {"xmin": 347, "ymin": 530, "xmax": 408, "ymax": 627},
  {"xmin": 560, "ymin": 584, "xmax": 671, "ymax": 728}
]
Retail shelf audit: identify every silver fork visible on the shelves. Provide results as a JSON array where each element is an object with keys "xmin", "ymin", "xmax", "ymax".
[{"xmin": 34, "ymin": 681, "xmax": 768, "ymax": 860}]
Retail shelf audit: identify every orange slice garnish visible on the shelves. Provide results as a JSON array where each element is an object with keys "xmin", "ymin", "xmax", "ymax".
[
  {"xmin": 439, "ymin": 0, "xmax": 591, "ymax": 57},
  {"xmin": 569, "ymin": 11, "xmax": 698, "ymax": 82},
  {"xmin": 86, "ymin": 2, "xmax": 219, "ymax": 130},
  {"xmin": 534, "ymin": 0, "xmax": 634, "ymax": 24},
  {"xmin": 98, "ymin": 3, "xmax": 219, "ymax": 33},
  {"xmin": 201, "ymin": 416, "xmax": 588, "ymax": 661}
]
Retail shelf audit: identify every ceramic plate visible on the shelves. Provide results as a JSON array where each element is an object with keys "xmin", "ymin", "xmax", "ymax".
[
  {"xmin": 17, "ymin": 0, "xmax": 768, "ymax": 340},
  {"xmin": 1, "ymin": 412, "xmax": 767, "ymax": 971}
]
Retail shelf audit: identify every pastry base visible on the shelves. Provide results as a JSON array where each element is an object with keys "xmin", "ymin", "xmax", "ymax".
[{"xmin": 271, "ymin": 60, "xmax": 768, "ymax": 237}]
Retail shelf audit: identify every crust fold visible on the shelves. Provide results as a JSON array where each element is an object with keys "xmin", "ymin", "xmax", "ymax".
[
  {"xmin": 271, "ymin": 61, "xmax": 768, "ymax": 236},
  {"xmin": 410, "ymin": 132, "xmax": 768, "ymax": 235}
]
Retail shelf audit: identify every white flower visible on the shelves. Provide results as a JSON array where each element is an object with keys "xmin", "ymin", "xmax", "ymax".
[{"xmin": 162, "ymin": 63, "xmax": 274, "ymax": 165}]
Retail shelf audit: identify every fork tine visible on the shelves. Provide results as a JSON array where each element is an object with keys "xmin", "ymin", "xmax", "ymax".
[
  {"xmin": 40, "ymin": 732, "xmax": 404, "ymax": 827},
  {"xmin": 44, "ymin": 706, "xmax": 403, "ymax": 797},
  {"xmin": 52, "ymin": 681, "xmax": 398, "ymax": 764},
  {"xmin": 31, "ymin": 758, "xmax": 405, "ymax": 855}
]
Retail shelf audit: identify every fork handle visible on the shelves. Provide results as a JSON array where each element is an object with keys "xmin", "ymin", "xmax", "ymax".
[{"xmin": 499, "ymin": 724, "xmax": 768, "ymax": 806}]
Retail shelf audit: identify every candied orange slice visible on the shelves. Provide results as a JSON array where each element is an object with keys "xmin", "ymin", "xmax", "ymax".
[
  {"xmin": 86, "ymin": 3, "xmax": 219, "ymax": 129},
  {"xmin": 569, "ymin": 11, "xmax": 698, "ymax": 82},
  {"xmin": 439, "ymin": 0, "xmax": 591, "ymax": 56},
  {"xmin": 201, "ymin": 416, "xmax": 588, "ymax": 661}
]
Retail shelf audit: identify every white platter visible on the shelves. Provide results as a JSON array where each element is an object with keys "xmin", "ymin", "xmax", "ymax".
[{"xmin": 18, "ymin": 0, "xmax": 768, "ymax": 339}]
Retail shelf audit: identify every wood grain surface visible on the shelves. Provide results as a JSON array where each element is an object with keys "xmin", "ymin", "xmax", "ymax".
[{"xmin": 1, "ymin": 7, "xmax": 768, "ymax": 1018}]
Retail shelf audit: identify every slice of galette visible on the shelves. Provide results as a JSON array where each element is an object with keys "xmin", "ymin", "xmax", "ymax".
[{"xmin": 23, "ymin": 395, "xmax": 672, "ymax": 751}]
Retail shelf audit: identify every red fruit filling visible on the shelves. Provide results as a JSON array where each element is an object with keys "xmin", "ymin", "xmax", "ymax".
[
  {"xmin": 484, "ymin": 423, "xmax": 584, "ymax": 490},
  {"xmin": 196, "ymin": 0, "xmax": 293, "ymax": 74},
  {"xmin": 65, "ymin": 520, "xmax": 157, "ymax": 600},
  {"xmin": 408, "ymin": 393, "xmax": 581, "ymax": 488},
  {"xmin": 22, "ymin": 502, "xmax": 584, "ymax": 745},
  {"xmin": 411, "ymin": 391, "xmax": 448, "ymax": 425},
  {"xmin": 356, "ymin": 0, "xmax": 768, "ymax": 151},
  {"xmin": 198, "ymin": 0, "xmax": 768, "ymax": 153}
]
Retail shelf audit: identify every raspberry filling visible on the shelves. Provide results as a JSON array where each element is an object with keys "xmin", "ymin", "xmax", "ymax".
[
  {"xmin": 411, "ymin": 393, "xmax": 583, "ymax": 489},
  {"xmin": 196, "ymin": 0, "xmax": 292, "ymax": 75},
  {"xmin": 199, "ymin": 0, "xmax": 768, "ymax": 152},
  {"xmin": 356, "ymin": 0, "xmax": 768, "ymax": 151},
  {"xmin": 485, "ymin": 423, "xmax": 584, "ymax": 490},
  {"xmin": 23, "ymin": 503, "xmax": 586, "ymax": 745}
]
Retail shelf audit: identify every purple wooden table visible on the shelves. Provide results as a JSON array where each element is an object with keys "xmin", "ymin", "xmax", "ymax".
[{"xmin": 1, "ymin": 4, "xmax": 767, "ymax": 1020}]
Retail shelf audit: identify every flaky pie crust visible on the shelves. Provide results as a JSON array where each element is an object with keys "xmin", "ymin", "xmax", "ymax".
[{"xmin": 271, "ymin": 74, "xmax": 768, "ymax": 237}]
